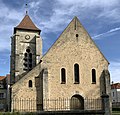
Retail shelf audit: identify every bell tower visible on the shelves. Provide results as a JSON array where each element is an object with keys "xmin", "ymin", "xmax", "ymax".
[{"xmin": 10, "ymin": 14, "xmax": 42, "ymax": 84}]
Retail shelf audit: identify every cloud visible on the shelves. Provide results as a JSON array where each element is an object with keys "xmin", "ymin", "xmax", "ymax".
[
  {"xmin": 0, "ymin": 58, "xmax": 7, "ymax": 64},
  {"xmin": 29, "ymin": 1, "xmax": 42, "ymax": 8},
  {"xmin": 0, "ymin": 1, "xmax": 23, "ymax": 20},
  {"xmin": 97, "ymin": 8, "xmax": 120, "ymax": 23},
  {"xmin": 109, "ymin": 60, "xmax": 120, "ymax": 83},
  {"xmin": 0, "ymin": 0, "xmax": 120, "ymax": 77},
  {"xmin": 0, "ymin": 0, "xmax": 120, "ymax": 51},
  {"xmin": 57, "ymin": 0, "xmax": 119, "ymax": 8},
  {"xmin": 28, "ymin": 0, "xmax": 120, "ymax": 34},
  {"xmin": 92, "ymin": 27, "xmax": 120, "ymax": 39},
  {"xmin": 0, "ymin": 1, "xmax": 24, "ymax": 51},
  {"xmin": 0, "ymin": 39, "xmax": 10, "ymax": 51}
]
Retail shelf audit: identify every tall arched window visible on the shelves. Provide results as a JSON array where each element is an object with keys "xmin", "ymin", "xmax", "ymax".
[
  {"xmin": 92, "ymin": 69, "xmax": 96, "ymax": 84},
  {"xmin": 61, "ymin": 68, "xmax": 66, "ymax": 84},
  {"xmin": 29, "ymin": 80, "xmax": 32, "ymax": 87},
  {"xmin": 23, "ymin": 47, "xmax": 32, "ymax": 71},
  {"xmin": 74, "ymin": 64, "xmax": 79, "ymax": 83}
]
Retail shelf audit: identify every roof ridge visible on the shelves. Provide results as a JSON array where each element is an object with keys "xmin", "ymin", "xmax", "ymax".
[{"xmin": 41, "ymin": 16, "xmax": 109, "ymax": 65}]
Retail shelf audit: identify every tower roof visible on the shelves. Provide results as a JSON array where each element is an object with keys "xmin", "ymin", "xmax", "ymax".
[{"xmin": 14, "ymin": 14, "xmax": 41, "ymax": 33}]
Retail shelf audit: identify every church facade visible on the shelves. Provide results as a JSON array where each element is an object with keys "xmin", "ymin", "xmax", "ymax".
[{"xmin": 10, "ymin": 14, "xmax": 111, "ymax": 112}]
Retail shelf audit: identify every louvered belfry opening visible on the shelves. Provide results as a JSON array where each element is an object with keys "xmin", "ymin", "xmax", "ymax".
[{"xmin": 23, "ymin": 48, "xmax": 33, "ymax": 71}]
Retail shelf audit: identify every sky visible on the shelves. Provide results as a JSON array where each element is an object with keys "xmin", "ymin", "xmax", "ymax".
[{"xmin": 0, "ymin": 0, "xmax": 120, "ymax": 83}]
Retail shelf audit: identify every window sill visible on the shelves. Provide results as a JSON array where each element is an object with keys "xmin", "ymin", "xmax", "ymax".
[
  {"xmin": 61, "ymin": 82, "xmax": 66, "ymax": 84},
  {"xmin": 74, "ymin": 82, "xmax": 79, "ymax": 84},
  {"xmin": 92, "ymin": 82, "xmax": 96, "ymax": 84}
]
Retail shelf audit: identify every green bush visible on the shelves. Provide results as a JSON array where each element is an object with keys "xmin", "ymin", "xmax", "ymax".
[{"xmin": 0, "ymin": 112, "xmax": 20, "ymax": 115}]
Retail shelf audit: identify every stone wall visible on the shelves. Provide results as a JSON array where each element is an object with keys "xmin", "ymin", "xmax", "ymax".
[
  {"xmin": 11, "ymin": 17, "xmax": 111, "ymax": 113},
  {"xmin": 11, "ymin": 64, "xmax": 41, "ymax": 111},
  {"xmin": 42, "ymin": 17, "xmax": 109, "ymax": 100},
  {"xmin": 10, "ymin": 30, "xmax": 42, "ymax": 84}
]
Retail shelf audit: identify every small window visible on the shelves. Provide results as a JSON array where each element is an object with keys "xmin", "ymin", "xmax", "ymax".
[
  {"xmin": 23, "ymin": 48, "xmax": 33, "ymax": 71},
  {"xmin": 29, "ymin": 80, "xmax": 32, "ymax": 87},
  {"xmin": 24, "ymin": 58, "xmax": 27, "ymax": 61},
  {"xmin": 92, "ymin": 69, "xmax": 96, "ymax": 84},
  {"xmin": 29, "ymin": 59, "xmax": 32, "ymax": 63},
  {"xmin": 26, "ymin": 49, "xmax": 30, "ymax": 53},
  {"xmin": 113, "ymin": 92, "xmax": 114, "ymax": 97},
  {"xmin": 76, "ymin": 34, "xmax": 79, "ymax": 37},
  {"xmin": 24, "ymin": 63, "xmax": 27, "ymax": 67},
  {"xmin": 24, "ymin": 53, "xmax": 27, "ymax": 57},
  {"xmin": 29, "ymin": 53, "xmax": 32, "ymax": 58},
  {"xmin": 74, "ymin": 64, "xmax": 79, "ymax": 84},
  {"xmin": 61, "ymin": 68, "xmax": 66, "ymax": 84}
]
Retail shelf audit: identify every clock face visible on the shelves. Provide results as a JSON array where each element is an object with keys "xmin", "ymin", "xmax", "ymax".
[{"xmin": 25, "ymin": 35, "xmax": 30, "ymax": 40}]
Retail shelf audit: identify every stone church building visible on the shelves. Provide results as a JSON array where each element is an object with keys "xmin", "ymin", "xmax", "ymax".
[{"xmin": 10, "ymin": 13, "xmax": 111, "ymax": 112}]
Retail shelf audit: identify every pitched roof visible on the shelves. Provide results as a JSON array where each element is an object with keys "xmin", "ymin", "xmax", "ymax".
[
  {"xmin": 111, "ymin": 83, "xmax": 120, "ymax": 89},
  {"xmin": 14, "ymin": 14, "xmax": 40, "ymax": 32},
  {"xmin": 0, "ymin": 76, "xmax": 6, "ymax": 81},
  {"xmin": 41, "ymin": 16, "xmax": 109, "ymax": 64}
]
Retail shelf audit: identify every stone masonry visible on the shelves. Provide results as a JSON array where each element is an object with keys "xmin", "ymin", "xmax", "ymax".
[{"xmin": 11, "ymin": 15, "xmax": 111, "ymax": 114}]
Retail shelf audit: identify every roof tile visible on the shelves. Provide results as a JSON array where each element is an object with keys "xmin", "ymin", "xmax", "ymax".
[
  {"xmin": 15, "ymin": 14, "xmax": 40, "ymax": 31},
  {"xmin": 0, "ymin": 76, "xmax": 6, "ymax": 81},
  {"xmin": 111, "ymin": 83, "xmax": 120, "ymax": 89}
]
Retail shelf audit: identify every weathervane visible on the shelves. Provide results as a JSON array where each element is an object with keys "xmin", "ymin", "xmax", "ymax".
[{"xmin": 25, "ymin": 2, "xmax": 28, "ymax": 14}]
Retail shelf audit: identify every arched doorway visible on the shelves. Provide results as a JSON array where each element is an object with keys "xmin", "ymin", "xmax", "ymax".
[{"xmin": 70, "ymin": 95, "xmax": 84, "ymax": 110}]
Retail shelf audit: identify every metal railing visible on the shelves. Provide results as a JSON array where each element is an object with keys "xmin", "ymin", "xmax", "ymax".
[
  {"xmin": 11, "ymin": 98, "xmax": 103, "ymax": 112},
  {"xmin": 112, "ymin": 102, "xmax": 120, "ymax": 108}
]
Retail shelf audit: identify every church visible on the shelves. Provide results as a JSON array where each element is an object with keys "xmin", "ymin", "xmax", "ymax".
[{"xmin": 10, "ymin": 13, "xmax": 111, "ymax": 112}]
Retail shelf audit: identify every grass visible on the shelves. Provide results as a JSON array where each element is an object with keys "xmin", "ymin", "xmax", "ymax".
[
  {"xmin": 0, "ymin": 111, "xmax": 119, "ymax": 115},
  {"xmin": 0, "ymin": 112, "xmax": 36, "ymax": 115},
  {"xmin": 112, "ymin": 111, "xmax": 120, "ymax": 115},
  {"xmin": 0, "ymin": 112, "xmax": 20, "ymax": 115}
]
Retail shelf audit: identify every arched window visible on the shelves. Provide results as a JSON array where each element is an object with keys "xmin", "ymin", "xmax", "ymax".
[
  {"xmin": 61, "ymin": 68, "xmax": 66, "ymax": 84},
  {"xmin": 92, "ymin": 69, "xmax": 96, "ymax": 84},
  {"xmin": 29, "ymin": 80, "xmax": 32, "ymax": 87},
  {"xmin": 23, "ymin": 47, "xmax": 32, "ymax": 71},
  {"xmin": 74, "ymin": 64, "xmax": 79, "ymax": 83}
]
